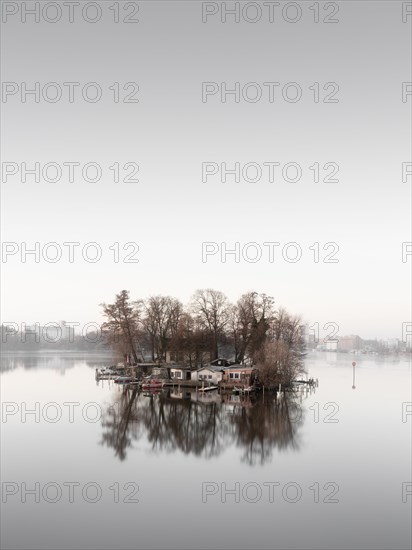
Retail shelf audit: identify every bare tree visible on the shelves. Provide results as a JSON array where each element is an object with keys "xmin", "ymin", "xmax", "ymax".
[
  {"xmin": 169, "ymin": 312, "xmax": 212, "ymax": 367},
  {"xmin": 256, "ymin": 309, "xmax": 306, "ymax": 388},
  {"xmin": 190, "ymin": 289, "xmax": 230, "ymax": 360},
  {"xmin": 101, "ymin": 290, "xmax": 141, "ymax": 363},
  {"xmin": 229, "ymin": 292, "xmax": 275, "ymax": 363},
  {"xmin": 142, "ymin": 296, "xmax": 184, "ymax": 361}
]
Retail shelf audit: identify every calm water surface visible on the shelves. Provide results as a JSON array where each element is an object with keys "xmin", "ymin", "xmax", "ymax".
[{"xmin": 1, "ymin": 352, "xmax": 411, "ymax": 549}]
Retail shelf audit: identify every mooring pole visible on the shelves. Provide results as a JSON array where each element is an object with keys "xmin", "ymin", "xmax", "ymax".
[{"xmin": 352, "ymin": 361, "xmax": 356, "ymax": 389}]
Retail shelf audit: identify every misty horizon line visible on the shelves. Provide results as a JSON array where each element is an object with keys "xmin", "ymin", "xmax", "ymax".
[
  {"xmin": 1, "ymin": 320, "xmax": 409, "ymax": 347},
  {"xmin": 1, "ymin": 287, "xmax": 410, "ymax": 344}
]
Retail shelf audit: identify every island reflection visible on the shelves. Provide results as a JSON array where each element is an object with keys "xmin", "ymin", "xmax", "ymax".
[{"xmin": 100, "ymin": 386, "xmax": 315, "ymax": 465}]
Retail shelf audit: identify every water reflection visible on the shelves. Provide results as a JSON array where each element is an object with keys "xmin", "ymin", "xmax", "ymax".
[
  {"xmin": 100, "ymin": 387, "xmax": 313, "ymax": 465},
  {"xmin": 0, "ymin": 353, "xmax": 113, "ymax": 373}
]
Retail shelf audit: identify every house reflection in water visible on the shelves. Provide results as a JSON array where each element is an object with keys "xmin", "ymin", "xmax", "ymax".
[{"xmin": 100, "ymin": 385, "xmax": 312, "ymax": 465}]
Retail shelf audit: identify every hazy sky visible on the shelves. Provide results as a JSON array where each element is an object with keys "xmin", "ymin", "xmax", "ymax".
[{"xmin": 1, "ymin": 0, "xmax": 411, "ymax": 340}]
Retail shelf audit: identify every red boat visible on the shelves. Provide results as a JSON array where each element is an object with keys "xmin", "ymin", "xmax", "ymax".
[{"xmin": 141, "ymin": 379, "xmax": 164, "ymax": 390}]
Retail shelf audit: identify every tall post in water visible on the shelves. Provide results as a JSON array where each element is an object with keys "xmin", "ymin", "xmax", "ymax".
[{"xmin": 352, "ymin": 361, "xmax": 356, "ymax": 389}]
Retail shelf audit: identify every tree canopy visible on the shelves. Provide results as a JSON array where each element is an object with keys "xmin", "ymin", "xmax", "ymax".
[{"xmin": 100, "ymin": 289, "xmax": 306, "ymax": 386}]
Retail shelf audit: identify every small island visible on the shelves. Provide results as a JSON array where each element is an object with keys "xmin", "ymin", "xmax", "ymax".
[{"xmin": 96, "ymin": 289, "xmax": 315, "ymax": 395}]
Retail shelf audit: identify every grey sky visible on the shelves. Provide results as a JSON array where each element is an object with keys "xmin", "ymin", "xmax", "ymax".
[{"xmin": 1, "ymin": 1, "xmax": 411, "ymax": 340}]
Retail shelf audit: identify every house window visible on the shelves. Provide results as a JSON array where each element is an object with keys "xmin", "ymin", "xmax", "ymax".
[
  {"xmin": 174, "ymin": 371, "xmax": 182, "ymax": 379},
  {"xmin": 229, "ymin": 372, "xmax": 240, "ymax": 379},
  {"xmin": 208, "ymin": 375, "xmax": 212, "ymax": 380}
]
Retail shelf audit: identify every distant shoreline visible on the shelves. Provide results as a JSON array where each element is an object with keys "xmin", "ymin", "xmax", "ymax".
[{"xmin": 0, "ymin": 350, "xmax": 114, "ymax": 355}]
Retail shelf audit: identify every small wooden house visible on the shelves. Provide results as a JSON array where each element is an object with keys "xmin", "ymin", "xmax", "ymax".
[
  {"xmin": 193, "ymin": 365, "xmax": 228, "ymax": 385},
  {"xmin": 220, "ymin": 366, "xmax": 256, "ymax": 389},
  {"xmin": 170, "ymin": 365, "xmax": 193, "ymax": 381}
]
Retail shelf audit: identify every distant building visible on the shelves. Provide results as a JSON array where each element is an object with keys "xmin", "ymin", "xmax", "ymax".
[
  {"xmin": 22, "ymin": 321, "xmax": 74, "ymax": 343},
  {"xmin": 362, "ymin": 339, "xmax": 380, "ymax": 353},
  {"xmin": 380, "ymin": 338, "xmax": 400, "ymax": 352},
  {"xmin": 338, "ymin": 335, "xmax": 362, "ymax": 352},
  {"xmin": 300, "ymin": 324, "xmax": 316, "ymax": 346},
  {"xmin": 45, "ymin": 321, "xmax": 75, "ymax": 342},
  {"xmin": 325, "ymin": 339, "xmax": 339, "ymax": 352}
]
